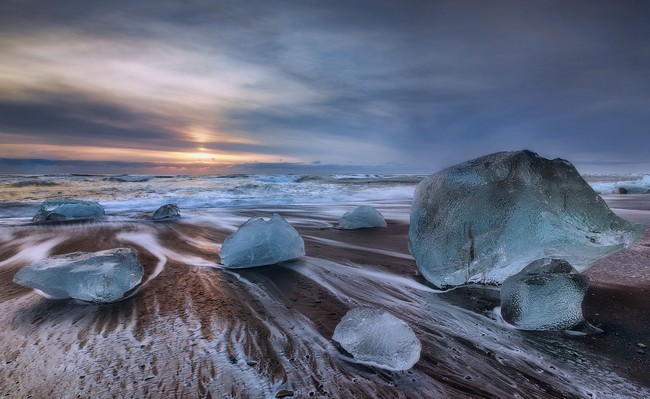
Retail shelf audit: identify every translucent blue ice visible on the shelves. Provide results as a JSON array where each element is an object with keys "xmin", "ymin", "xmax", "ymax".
[
  {"xmin": 332, "ymin": 307, "xmax": 421, "ymax": 371},
  {"xmin": 338, "ymin": 205, "xmax": 387, "ymax": 229},
  {"xmin": 13, "ymin": 248, "xmax": 144, "ymax": 303},
  {"xmin": 219, "ymin": 213, "xmax": 305, "ymax": 268},
  {"xmin": 590, "ymin": 175, "xmax": 650, "ymax": 194},
  {"xmin": 409, "ymin": 150, "xmax": 644, "ymax": 288},
  {"xmin": 33, "ymin": 199, "xmax": 105, "ymax": 222},
  {"xmin": 500, "ymin": 258, "xmax": 588, "ymax": 330}
]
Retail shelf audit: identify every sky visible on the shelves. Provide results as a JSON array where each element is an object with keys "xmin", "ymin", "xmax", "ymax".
[{"xmin": 0, "ymin": 0, "xmax": 649, "ymax": 175}]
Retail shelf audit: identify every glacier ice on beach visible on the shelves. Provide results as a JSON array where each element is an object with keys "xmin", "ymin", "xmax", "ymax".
[
  {"xmin": 338, "ymin": 205, "xmax": 387, "ymax": 229},
  {"xmin": 409, "ymin": 150, "xmax": 644, "ymax": 288},
  {"xmin": 152, "ymin": 204, "xmax": 180, "ymax": 221},
  {"xmin": 589, "ymin": 182, "xmax": 617, "ymax": 194},
  {"xmin": 590, "ymin": 175, "xmax": 650, "ymax": 194},
  {"xmin": 332, "ymin": 307, "xmax": 421, "ymax": 371},
  {"xmin": 219, "ymin": 213, "xmax": 305, "ymax": 268},
  {"xmin": 500, "ymin": 258, "xmax": 588, "ymax": 330},
  {"xmin": 32, "ymin": 199, "xmax": 105, "ymax": 222},
  {"xmin": 615, "ymin": 176, "xmax": 650, "ymax": 194},
  {"xmin": 13, "ymin": 248, "xmax": 144, "ymax": 303}
]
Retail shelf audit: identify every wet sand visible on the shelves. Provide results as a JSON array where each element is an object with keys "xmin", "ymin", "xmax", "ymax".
[
  {"xmin": 0, "ymin": 202, "xmax": 649, "ymax": 398},
  {"xmin": 580, "ymin": 195, "xmax": 650, "ymax": 388}
]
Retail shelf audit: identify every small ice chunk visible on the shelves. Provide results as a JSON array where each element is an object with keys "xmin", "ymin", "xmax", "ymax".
[
  {"xmin": 13, "ymin": 248, "xmax": 144, "ymax": 303},
  {"xmin": 641, "ymin": 175, "xmax": 650, "ymax": 187},
  {"xmin": 219, "ymin": 213, "xmax": 305, "ymax": 269},
  {"xmin": 589, "ymin": 182, "xmax": 616, "ymax": 194},
  {"xmin": 152, "ymin": 204, "xmax": 180, "ymax": 221},
  {"xmin": 615, "ymin": 181, "xmax": 649, "ymax": 194},
  {"xmin": 332, "ymin": 307, "xmax": 421, "ymax": 371},
  {"xmin": 33, "ymin": 199, "xmax": 105, "ymax": 222},
  {"xmin": 409, "ymin": 150, "xmax": 644, "ymax": 288},
  {"xmin": 500, "ymin": 258, "xmax": 588, "ymax": 330},
  {"xmin": 338, "ymin": 205, "xmax": 387, "ymax": 229},
  {"xmin": 590, "ymin": 175, "xmax": 650, "ymax": 194}
]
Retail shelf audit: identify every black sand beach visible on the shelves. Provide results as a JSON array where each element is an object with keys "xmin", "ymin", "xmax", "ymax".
[{"xmin": 0, "ymin": 197, "xmax": 649, "ymax": 398}]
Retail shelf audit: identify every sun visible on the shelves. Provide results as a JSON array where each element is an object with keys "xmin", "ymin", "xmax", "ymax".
[{"xmin": 183, "ymin": 151, "xmax": 217, "ymax": 161}]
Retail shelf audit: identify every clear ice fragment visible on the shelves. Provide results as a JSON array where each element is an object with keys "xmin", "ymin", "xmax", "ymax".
[
  {"xmin": 500, "ymin": 258, "xmax": 588, "ymax": 330},
  {"xmin": 338, "ymin": 205, "xmax": 387, "ymax": 229},
  {"xmin": 33, "ymin": 199, "xmax": 105, "ymax": 222},
  {"xmin": 219, "ymin": 213, "xmax": 305, "ymax": 269},
  {"xmin": 13, "ymin": 248, "xmax": 144, "ymax": 303},
  {"xmin": 615, "ymin": 179, "xmax": 650, "ymax": 194},
  {"xmin": 332, "ymin": 307, "xmax": 421, "ymax": 371}
]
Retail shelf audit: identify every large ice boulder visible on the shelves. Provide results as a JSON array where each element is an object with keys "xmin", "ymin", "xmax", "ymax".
[
  {"xmin": 152, "ymin": 204, "xmax": 180, "ymax": 221},
  {"xmin": 409, "ymin": 150, "xmax": 644, "ymax": 288},
  {"xmin": 13, "ymin": 248, "xmax": 144, "ymax": 303},
  {"xmin": 338, "ymin": 205, "xmax": 387, "ymax": 229},
  {"xmin": 332, "ymin": 307, "xmax": 421, "ymax": 371},
  {"xmin": 219, "ymin": 213, "xmax": 305, "ymax": 269},
  {"xmin": 33, "ymin": 199, "xmax": 105, "ymax": 222},
  {"xmin": 500, "ymin": 258, "xmax": 588, "ymax": 330}
]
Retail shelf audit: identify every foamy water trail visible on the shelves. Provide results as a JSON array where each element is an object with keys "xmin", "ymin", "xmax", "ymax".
[
  {"xmin": 177, "ymin": 232, "xmax": 222, "ymax": 253},
  {"xmin": 116, "ymin": 231, "xmax": 168, "ymax": 286},
  {"xmin": 221, "ymin": 270, "xmax": 338, "ymax": 396},
  {"xmin": 0, "ymin": 216, "xmax": 648, "ymax": 398},
  {"xmin": 190, "ymin": 213, "xmax": 249, "ymax": 232},
  {"xmin": 279, "ymin": 257, "xmax": 648, "ymax": 398},
  {"xmin": 304, "ymin": 235, "xmax": 416, "ymax": 261},
  {"xmin": 0, "ymin": 232, "xmax": 65, "ymax": 268},
  {"xmin": 117, "ymin": 228, "xmax": 219, "ymax": 278}
]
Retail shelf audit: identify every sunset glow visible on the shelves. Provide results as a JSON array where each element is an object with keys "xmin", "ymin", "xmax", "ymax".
[{"xmin": 0, "ymin": 143, "xmax": 285, "ymax": 165}]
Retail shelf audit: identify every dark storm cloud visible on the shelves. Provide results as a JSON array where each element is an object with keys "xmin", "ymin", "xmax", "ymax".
[
  {"xmin": 0, "ymin": 93, "xmax": 294, "ymax": 157},
  {"xmin": 211, "ymin": 0, "xmax": 650, "ymax": 170},
  {"xmin": 1, "ymin": 0, "xmax": 649, "ymax": 172},
  {"xmin": 0, "ymin": 95, "xmax": 192, "ymax": 151}
]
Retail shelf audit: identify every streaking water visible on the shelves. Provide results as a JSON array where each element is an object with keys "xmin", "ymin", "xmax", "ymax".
[
  {"xmin": 0, "ymin": 205, "xmax": 648, "ymax": 398},
  {"xmin": 0, "ymin": 174, "xmax": 648, "ymax": 397}
]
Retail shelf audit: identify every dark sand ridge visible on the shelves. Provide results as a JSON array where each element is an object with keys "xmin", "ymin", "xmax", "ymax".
[{"xmin": 0, "ymin": 201, "xmax": 648, "ymax": 398}]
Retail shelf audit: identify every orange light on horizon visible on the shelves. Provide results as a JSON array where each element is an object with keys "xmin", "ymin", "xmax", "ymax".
[
  {"xmin": 0, "ymin": 143, "xmax": 296, "ymax": 166},
  {"xmin": 175, "ymin": 151, "xmax": 227, "ymax": 162}
]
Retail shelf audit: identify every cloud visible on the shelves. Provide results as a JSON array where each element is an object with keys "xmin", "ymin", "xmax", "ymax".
[
  {"xmin": 0, "ymin": 95, "xmax": 186, "ymax": 150},
  {"xmin": 1, "ymin": 0, "xmax": 649, "ymax": 173}
]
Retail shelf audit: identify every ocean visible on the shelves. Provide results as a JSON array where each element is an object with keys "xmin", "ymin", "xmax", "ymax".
[{"xmin": 0, "ymin": 174, "xmax": 422, "ymax": 224}]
